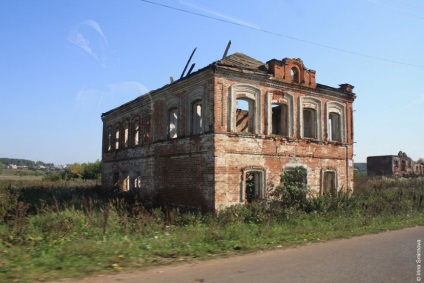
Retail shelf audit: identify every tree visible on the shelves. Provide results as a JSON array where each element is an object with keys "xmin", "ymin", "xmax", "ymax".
[
  {"xmin": 68, "ymin": 163, "xmax": 84, "ymax": 179},
  {"xmin": 0, "ymin": 162, "xmax": 4, "ymax": 174},
  {"xmin": 82, "ymin": 160, "xmax": 102, "ymax": 180}
]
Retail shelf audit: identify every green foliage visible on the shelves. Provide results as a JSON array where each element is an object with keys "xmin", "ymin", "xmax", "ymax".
[
  {"xmin": 0, "ymin": 162, "xmax": 4, "ymax": 174},
  {"xmin": 42, "ymin": 172, "xmax": 63, "ymax": 181},
  {"xmin": 67, "ymin": 163, "xmax": 84, "ymax": 179},
  {"xmin": 41, "ymin": 160, "xmax": 102, "ymax": 181},
  {"xmin": 82, "ymin": 160, "xmax": 102, "ymax": 180},
  {"xmin": 63, "ymin": 160, "xmax": 102, "ymax": 180},
  {"xmin": 11, "ymin": 169, "xmax": 45, "ymax": 177},
  {"xmin": 0, "ymin": 158, "xmax": 35, "ymax": 167},
  {"xmin": 271, "ymin": 166, "xmax": 310, "ymax": 209}
]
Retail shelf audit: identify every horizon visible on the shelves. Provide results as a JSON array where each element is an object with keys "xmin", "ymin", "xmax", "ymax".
[{"xmin": 1, "ymin": 0, "xmax": 423, "ymax": 164}]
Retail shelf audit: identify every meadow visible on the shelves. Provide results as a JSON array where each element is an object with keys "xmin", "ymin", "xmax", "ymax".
[{"xmin": 0, "ymin": 175, "xmax": 423, "ymax": 282}]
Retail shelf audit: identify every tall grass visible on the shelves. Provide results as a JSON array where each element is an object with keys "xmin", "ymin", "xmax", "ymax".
[{"xmin": 0, "ymin": 176, "xmax": 423, "ymax": 282}]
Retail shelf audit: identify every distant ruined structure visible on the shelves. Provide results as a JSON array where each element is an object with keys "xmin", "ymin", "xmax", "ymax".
[
  {"xmin": 101, "ymin": 52, "xmax": 356, "ymax": 211},
  {"xmin": 367, "ymin": 151, "xmax": 423, "ymax": 177}
]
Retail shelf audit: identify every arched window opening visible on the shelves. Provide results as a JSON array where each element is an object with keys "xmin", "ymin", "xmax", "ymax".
[
  {"xmin": 272, "ymin": 103, "xmax": 288, "ymax": 136},
  {"xmin": 133, "ymin": 118, "xmax": 140, "ymax": 146},
  {"xmin": 142, "ymin": 115, "xmax": 151, "ymax": 144},
  {"xmin": 114, "ymin": 126, "xmax": 120, "ymax": 150},
  {"xmin": 328, "ymin": 112, "xmax": 341, "ymax": 142},
  {"xmin": 123, "ymin": 122, "xmax": 129, "ymax": 148},
  {"xmin": 303, "ymin": 108, "xmax": 317, "ymax": 138},
  {"xmin": 107, "ymin": 127, "xmax": 112, "ymax": 152},
  {"xmin": 290, "ymin": 67, "xmax": 299, "ymax": 83},
  {"xmin": 169, "ymin": 108, "xmax": 178, "ymax": 139},
  {"xmin": 192, "ymin": 100, "xmax": 203, "ymax": 135}
]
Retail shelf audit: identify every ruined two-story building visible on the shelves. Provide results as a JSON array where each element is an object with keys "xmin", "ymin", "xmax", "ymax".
[
  {"xmin": 367, "ymin": 151, "xmax": 422, "ymax": 177},
  {"xmin": 101, "ymin": 52, "xmax": 356, "ymax": 211}
]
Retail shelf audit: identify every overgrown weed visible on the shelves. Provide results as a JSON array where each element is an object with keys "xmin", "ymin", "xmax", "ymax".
[{"xmin": 0, "ymin": 176, "xmax": 423, "ymax": 282}]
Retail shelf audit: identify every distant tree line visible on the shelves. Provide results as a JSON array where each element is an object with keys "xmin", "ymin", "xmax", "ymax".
[
  {"xmin": 0, "ymin": 158, "xmax": 36, "ymax": 167},
  {"xmin": 43, "ymin": 160, "xmax": 102, "ymax": 181},
  {"xmin": 0, "ymin": 158, "xmax": 56, "ymax": 168},
  {"xmin": 0, "ymin": 158, "xmax": 102, "ymax": 181}
]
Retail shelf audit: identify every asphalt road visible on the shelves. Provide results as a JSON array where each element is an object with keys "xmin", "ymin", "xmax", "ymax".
[{"xmin": 62, "ymin": 226, "xmax": 424, "ymax": 283}]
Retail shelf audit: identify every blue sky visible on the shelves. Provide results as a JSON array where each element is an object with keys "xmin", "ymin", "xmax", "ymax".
[{"xmin": 1, "ymin": 0, "xmax": 423, "ymax": 165}]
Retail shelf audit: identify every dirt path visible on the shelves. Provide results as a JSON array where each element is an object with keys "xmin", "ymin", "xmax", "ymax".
[{"xmin": 57, "ymin": 226, "xmax": 424, "ymax": 283}]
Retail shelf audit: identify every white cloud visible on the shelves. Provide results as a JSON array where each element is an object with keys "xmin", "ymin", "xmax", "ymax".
[
  {"xmin": 76, "ymin": 81, "xmax": 149, "ymax": 110},
  {"xmin": 67, "ymin": 19, "xmax": 109, "ymax": 67}
]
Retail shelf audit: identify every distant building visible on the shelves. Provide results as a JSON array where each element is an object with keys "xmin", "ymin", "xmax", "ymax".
[
  {"xmin": 414, "ymin": 163, "xmax": 424, "ymax": 175},
  {"xmin": 367, "ymin": 151, "xmax": 416, "ymax": 177}
]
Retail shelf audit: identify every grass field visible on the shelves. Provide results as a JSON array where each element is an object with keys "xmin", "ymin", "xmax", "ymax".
[{"xmin": 0, "ymin": 175, "xmax": 423, "ymax": 282}]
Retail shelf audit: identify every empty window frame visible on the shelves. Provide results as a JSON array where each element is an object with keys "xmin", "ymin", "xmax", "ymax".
[
  {"xmin": 106, "ymin": 127, "xmax": 112, "ymax": 152},
  {"xmin": 133, "ymin": 118, "xmax": 140, "ymax": 146},
  {"xmin": 401, "ymin": 160, "xmax": 406, "ymax": 171},
  {"xmin": 168, "ymin": 108, "xmax": 178, "ymax": 139},
  {"xmin": 303, "ymin": 108, "xmax": 317, "ymax": 139},
  {"xmin": 272, "ymin": 103, "xmax": 289, "ymax": 136},
  {"xmin": 229, "ymin": 85, "xmax": 261, "ymax": 134},
  {"xmin": 300, "ymin": 97, "xmax": 322, "ymax": 140},
  {"xmin": 122, "ymin": 174, "xmax": 130, "ymax": 192},
  {"xmin": 290, "ymin": 67, "xmax": 300, "ymax": 83},
  {"xmin": 142, "ymin": 114, "xmax": 151, "ymax": 144},
  {"xmin": 322, "ymin": 171, "xmax": 337, "ymax": 196},
  {"xmin": 236, "ymin": 98, "xmax": 252, "ymax": 133},
  {"xmin": 326, "ymin": 102, "xmax": 346, "ymax": 143},
  {"xmin": 242, "ymin": 169, "xmax": 265, "ymax": 203},
  {"xmin": 123, "ymin": 121, "xmax": 129, "ymax": 148},
  {"xmin": 114, "ymin": 126, "xmax": 120, "ymax": 150},
  {"xmin": 394, "ymin": 160, "xmax": 399, "ymax": 168},
  {"xmin": 192, "ymin": 100, "xmax": 203, "ymax": 135},
  {"xmin": 133, "ymin": 173, "xmax": 141, "ymax": 190},
  {"xmin": 328, "ymin": 112, "xmax": 342, "ymax": 142}
]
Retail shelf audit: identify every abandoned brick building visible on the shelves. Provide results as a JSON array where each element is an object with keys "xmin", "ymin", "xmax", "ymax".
[
  {"xmin": 101, "ymin": 52, "xmax": 356, "ymax": 211},
  {"xmin": 367, "ymin": 151, "xmax": 418, "ymax": 177}
]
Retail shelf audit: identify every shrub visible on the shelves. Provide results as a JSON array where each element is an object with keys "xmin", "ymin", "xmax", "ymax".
[{"xmin": 271, "ymin": 166, "xmax": 310, "ymax": 209}]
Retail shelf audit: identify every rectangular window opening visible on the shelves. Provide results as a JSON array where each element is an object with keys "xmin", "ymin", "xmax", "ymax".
[
  {"xmin": 329, "ymin": 112, "xmax": 341, "ymax": 142},
  {"xmin": 245, "ymin": 171, "xmax": 264, "ymax": 203},
  {"xmin": 236, "ymin": 99, "xmax": 250, "ymax": 133},
  {"xmin": 169, "ymin": 108, "xmax": 178, "ymax": 139},
  {"xmin": 323, "ymin": 171, "xmax": 337, "ymax": 196},
  {"xmin": 272, "ymin": 104, "xmax": 288, "ymax": 136},
  {"xmin": 303, "ymin": 108, "xmax": 316, "ymax": 139},
  {"xmin": 192, "ymin": 101, "xmax": 203, "ymax": 135}
]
